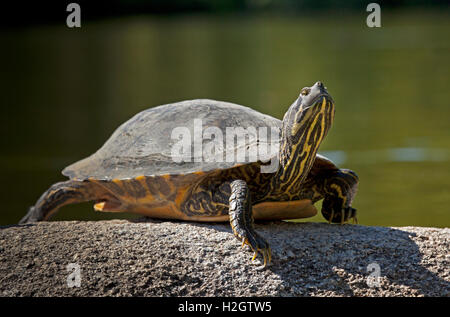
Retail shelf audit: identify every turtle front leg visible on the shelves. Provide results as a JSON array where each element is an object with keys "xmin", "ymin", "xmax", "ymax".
[
  {"xmin": 228, "ymin": 180, "xmax": 271, "ymax": 266},
  {"xmin": 320, "ymin": 169, "xmax": 359, "ymax": 224}
]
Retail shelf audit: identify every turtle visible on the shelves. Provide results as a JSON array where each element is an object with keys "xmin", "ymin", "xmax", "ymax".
[{"xmin": 20, "ymin": 81, "xmax": 358, "ymax": 266}]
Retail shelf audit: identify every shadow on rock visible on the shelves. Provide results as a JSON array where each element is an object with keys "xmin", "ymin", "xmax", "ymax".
[{"xmin": 260, "ymin": 223, "xmax": 449, "ymax": 296}]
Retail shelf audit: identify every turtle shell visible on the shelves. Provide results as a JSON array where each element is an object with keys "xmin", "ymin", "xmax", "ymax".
[{"xmin": 63, "ymin": 99, "xmax": 282, "ymax": 181}]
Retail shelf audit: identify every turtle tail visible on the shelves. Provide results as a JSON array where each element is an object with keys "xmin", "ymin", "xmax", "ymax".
[{"xmin": 19, "ymin": 180, "xmax": 96, "ymax": 224}]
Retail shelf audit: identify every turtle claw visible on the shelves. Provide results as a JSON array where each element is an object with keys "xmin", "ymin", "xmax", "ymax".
[
  {"xmin": 263, "ymin": 246, "xmax": 272, "ymax": 267},
  {"xmin": 327, "ymin": 209, "xmax": 335, "ymax": 224},
  {"xmin": 242, "ymin": 233, "xmax": 272, "ymax": 267},
  {"xmin": 346, "ymin": 207, "xmax": 358, "ymax": 224},
  {"xmin": 252, "ymin": 248, "xmax": 271, "ymax": 267}
]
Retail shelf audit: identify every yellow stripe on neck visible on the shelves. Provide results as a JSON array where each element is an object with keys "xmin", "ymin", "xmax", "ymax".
[{"xmin": 283, "ymin": 97, "xmax": 327, "ymax": 194}]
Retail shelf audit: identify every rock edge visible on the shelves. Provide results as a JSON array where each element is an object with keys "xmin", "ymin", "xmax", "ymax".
[{"xmin": 0, "ymin": 220, "xmax": 449, "ymax": 296}]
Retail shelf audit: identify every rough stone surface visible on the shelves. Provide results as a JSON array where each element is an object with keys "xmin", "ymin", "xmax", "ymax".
[{"xmin": 0, "ymin": 220, "xmax": 448, "ymax": 297}]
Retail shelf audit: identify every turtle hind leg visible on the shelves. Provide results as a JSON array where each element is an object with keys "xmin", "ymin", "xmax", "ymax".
[
  {"xmin": 320, "ymin": 169, "xmax": 359, "ymax": 224},
  {"xmin": 229, "ymin": 180, "xmax": 271, "ymax": 266},
  {"xmin": 19, "ymin": 180, "xmax": 98, "ymax": 224}
]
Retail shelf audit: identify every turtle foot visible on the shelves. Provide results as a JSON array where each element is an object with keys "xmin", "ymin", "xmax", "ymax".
[
  {"xmin": 240, "ymin": 230, "xmax": 272, "ymax": 267},
  {"xmin": 322, "ymin": 198, "xmax": 358, "ymax": 224},
  {"xmin": 19, "ymin": 206, "xmax": 40, "ymax": 224}
]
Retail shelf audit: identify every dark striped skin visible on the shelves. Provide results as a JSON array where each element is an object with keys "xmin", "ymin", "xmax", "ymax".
[{"xmin": 273, "ymin": 96, "xmax": 335, "ymax": 199}]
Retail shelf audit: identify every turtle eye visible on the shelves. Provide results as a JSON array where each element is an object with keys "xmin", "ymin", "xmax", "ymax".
[{"xmin": 300, "ymin": 88, "xmax": 310, "ymax": 96}]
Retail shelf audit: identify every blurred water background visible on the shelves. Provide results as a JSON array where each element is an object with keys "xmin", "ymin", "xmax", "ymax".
[{"xmin": 0, "ymin": 1, "xmax": 449, "ymax": 227}]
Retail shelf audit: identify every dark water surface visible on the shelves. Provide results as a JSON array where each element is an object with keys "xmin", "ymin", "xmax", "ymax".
[{"xmin": 1, "ymin": 11, "xmax": 449, "ymax": 226}]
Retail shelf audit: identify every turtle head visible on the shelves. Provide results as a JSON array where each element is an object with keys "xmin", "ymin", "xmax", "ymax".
[
  {"xmin": 275, "ymin": 81, "xmax": 335, "ymax": 189},
  {"xmin": 286, "ymin": 81, "xmax": 335, "ymax": 139}
]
